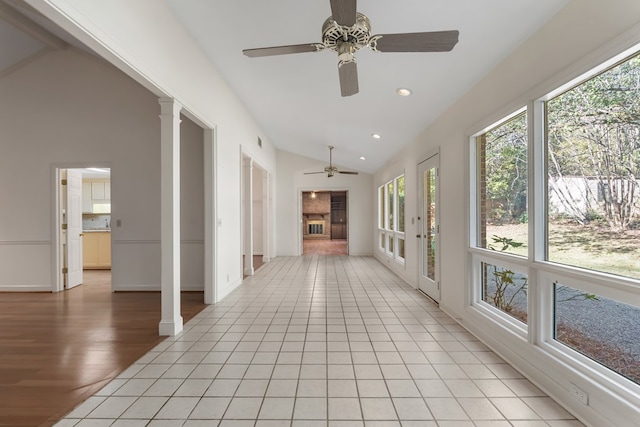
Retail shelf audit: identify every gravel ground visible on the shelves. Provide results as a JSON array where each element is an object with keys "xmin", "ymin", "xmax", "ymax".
[
  {"xmin": 485, "ymin": 268, "xmax": 640, "ymax": 358},
  {"xmin": 556, "ymin": 287, "xmax": 640, "ymax": 355}
]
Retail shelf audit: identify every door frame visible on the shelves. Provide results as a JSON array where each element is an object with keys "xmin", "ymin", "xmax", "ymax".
[
  {"xmin": 417, "ymin": 151, "xmax": 440, "ymax": 302},
  {"xmin": 51, "ymin": 162, "xmax": 112, "ymax": 292},
  {"xmin": 239, "ymin": 148, "xmax": 272, "ymax": 278}
]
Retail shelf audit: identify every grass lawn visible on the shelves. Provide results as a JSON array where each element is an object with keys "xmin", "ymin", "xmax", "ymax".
[{"xmin": 486, "ymin": 221, "xmax": 640, "ymax": 279}]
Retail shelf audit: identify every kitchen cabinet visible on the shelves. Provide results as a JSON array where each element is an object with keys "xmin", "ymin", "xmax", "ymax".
[
  {"xmin": 82, "ymin": 232, "xmax": 111, "ymax": 269},
  {"xmin": 82, "ymin": 179, "xmax": 111, "ymax": 213},
  {"xmin": 91, "ymin": 181, "xmax": 105, "ymax": 199},
  {"xmin": 82, "ymin": 182, "xmax": 92, "ymax": 213}
]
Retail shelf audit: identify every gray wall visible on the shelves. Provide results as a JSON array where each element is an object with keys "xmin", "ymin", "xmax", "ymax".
[{"xmin": 0, "ymin": 48, "xmax": 204, "ymax": 291}]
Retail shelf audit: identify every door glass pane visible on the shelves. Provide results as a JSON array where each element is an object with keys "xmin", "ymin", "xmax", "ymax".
[
  {"xmin": 388, "ymin": 234, "xmax": 394, "ymax": 254},
  {"xmin": 425, "ymin": 168, "xmax": 436, "ymax": 281},
  {"xmin": 379, "ymin": 186, "xmax": 384, "ymax": 229},
  {"xmin": 387, "ymin": 181, "xmax": 394, "ymax": 230},
  {"xmin": 380, "ymin": 232, "xmax": 385, "ymax": 250},
  {"xmin": 398, "ymin": 238, "xmax": 405, "ymax": 260}
]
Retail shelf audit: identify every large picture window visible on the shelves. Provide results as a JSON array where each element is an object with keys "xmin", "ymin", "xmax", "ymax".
[
  {"xmin": 470, "ymin": 47, "xmax": 640, "ymax": 387},
  {"xmin": 378, "ymin": 174, "xmax": 405, "ymax": 261},
  {"xmin": 546, "ymin": 53, "xmax": 640, "ymax": 280}
]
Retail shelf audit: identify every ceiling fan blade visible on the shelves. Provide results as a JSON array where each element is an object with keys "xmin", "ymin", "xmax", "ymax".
[
  {"xmin": 243, "ymin": 43, "xmax": 321, "ymax": 58},
  {"xmin": 374, "ymin": 30, "xmax": 459, "ymax": 53},
  {"xmin": 338, "ymin": 171, "xmax": 359, "ymax": 175},
  {"xmin": 330, "ymin": 0, "xmax": 357, "ymax": 27},
  {"xmin": 304, "ymin": 171, "xmax": 326, "ymax": 175},
  {"xmin": 338, "ymin": 61, "xmax": 359, "ymax": 97}
]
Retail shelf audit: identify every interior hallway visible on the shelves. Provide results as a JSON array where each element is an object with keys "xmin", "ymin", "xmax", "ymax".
[
  {"xmin": 55, "ymin": 256, "xmax": 584, "ymax": 426},
  {"xmin": 0, "ymin": 271, "xmax": 206, "ymax": 427}
]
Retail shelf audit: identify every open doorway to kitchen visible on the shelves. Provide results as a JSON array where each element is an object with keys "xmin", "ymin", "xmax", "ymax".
[
  {"xmin": 301, "ymin": 190, "xmax": 349, "ymax": 255},
  {"xmin": 55, "ymin": 166, "xmax": 111, "ymax": 292}
]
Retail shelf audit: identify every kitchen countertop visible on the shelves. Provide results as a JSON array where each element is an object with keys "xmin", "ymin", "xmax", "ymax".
[{"xmin": 83, "ymin": 229, "xmax": 111, "ymax": 233}]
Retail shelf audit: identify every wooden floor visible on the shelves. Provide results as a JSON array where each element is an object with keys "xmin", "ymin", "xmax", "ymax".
[
  {"xmin": 303, "ymin": 238, "xmax": 348, "ymax": 255},
  {"xmin": 0, "ymin": 271, "xmax": 206, "ymax": 427}
]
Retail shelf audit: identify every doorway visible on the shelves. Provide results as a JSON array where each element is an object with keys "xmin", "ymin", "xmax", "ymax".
[
  {"xmin": 301, "ymin": 190, "xmax": 348, "ymax": 255},
  {"xmin": 56, "ymin": 167, "xmax": 112, "ymax": 292},
  {"xmin": 418, "ymin": 154, "xmax": 440, "ymax": 301},
  {"xmin": 241, "ymin": 153, "xmax": 271, "ymax": 277}
]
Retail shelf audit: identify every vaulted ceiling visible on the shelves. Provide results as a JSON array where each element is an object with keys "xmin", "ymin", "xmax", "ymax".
[{"xmin": 1, "ymin": 0, "xmax": 570, "ymax": 173}]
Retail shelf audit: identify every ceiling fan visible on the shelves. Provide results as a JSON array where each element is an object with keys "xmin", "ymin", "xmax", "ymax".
[
  {"xmin": 304, "ymin": 146, "xmax": 359, "ymax": 178},
  {"xmin": 242, "ymin": 0, "xmax": 459, "ymax": 97}
]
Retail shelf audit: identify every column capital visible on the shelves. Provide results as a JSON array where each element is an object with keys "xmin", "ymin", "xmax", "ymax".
[{"xmin": 158, "ymin": 97, "xmax": 182, "ymax": 117}]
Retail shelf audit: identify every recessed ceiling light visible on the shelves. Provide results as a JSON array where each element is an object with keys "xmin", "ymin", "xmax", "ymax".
[
  {"xmin": 360, "ymin": 156, "xmax": 366, "ymax": 160},
  {"xmin": 371, "ymin": 133, "xmax": 381, "ymax": 139},
  {"xmin": 396, "ymin": 88, "xmax": 412, "ymax": 96}
]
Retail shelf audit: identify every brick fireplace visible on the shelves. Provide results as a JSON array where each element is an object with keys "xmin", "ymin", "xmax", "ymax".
[{"xmin": 302, "ymin": 192, "xmax": 331, "ymax": 240}]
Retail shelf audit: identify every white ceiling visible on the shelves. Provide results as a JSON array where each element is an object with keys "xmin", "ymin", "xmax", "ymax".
[
  {"xmin": 1, "ymin": 0, "xmax": 570, "ymax": 174},
  {"xmin": 163, "ymin": 0, "xmax": 569, "ymax": 173}
]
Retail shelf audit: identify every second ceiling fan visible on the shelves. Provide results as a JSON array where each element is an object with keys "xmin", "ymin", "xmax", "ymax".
[
  {"xmin": 305, "ymin": 146, "xmax": 359, "ymax": 178},
  {"xmin": 242, "ymin": 0, "xmax": 459, "ymax": 97}
]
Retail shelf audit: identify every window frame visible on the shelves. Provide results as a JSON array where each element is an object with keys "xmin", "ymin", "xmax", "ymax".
[
  {"xmin": 468, "ymin": 42, "xmax": 640, "ymax": 396},
  {"xmin": 377, "ymin": 173, "xmax": 406, "ymax": 263}
]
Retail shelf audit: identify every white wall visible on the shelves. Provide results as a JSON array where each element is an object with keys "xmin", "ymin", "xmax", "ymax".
[
  {"xmin": 30, "ymin": 0, "xmax": 278, "ymax": 300},
  {"xmin": 277, "ymin": 150, "xmax": 373, "ymax": 256},
  {"xmin": 372, "ymin": 0, "xmax": 640, "ymax": 425},
  {"xmin": 0, "ymin": 48, "xmax": 204, "ymax": 291},
  {"xmin": 180, "ymin": 115, "xmax": 204, "ymax": 290}
]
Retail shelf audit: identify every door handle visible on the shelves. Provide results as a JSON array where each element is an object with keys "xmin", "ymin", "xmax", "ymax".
[{"xmin": 79, "ymin": 233, "xmax": 84, "ymax": 237}]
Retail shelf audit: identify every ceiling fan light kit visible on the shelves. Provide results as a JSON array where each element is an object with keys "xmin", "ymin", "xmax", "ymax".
[{"xmin": 242, "ymin": 0, "xmax": 459, "ymax": 97}]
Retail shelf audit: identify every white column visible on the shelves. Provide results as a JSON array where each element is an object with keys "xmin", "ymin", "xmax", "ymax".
[
  {"xmin": 262, "ymin": 170, "xmax": 271, "ymax": 263},
  {"xmin": 243, "ymin": 156, "xmax": 254, "ymax": 276},
  {"xmin": 158, "ymin": 97, "xmax": 183, "ymax": 336},
  {"xmin": 204, "ymin": 128, "xmax": 216, "ymax": 304}
]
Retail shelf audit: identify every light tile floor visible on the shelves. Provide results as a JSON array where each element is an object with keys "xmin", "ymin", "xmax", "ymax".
[{"xmin": 55, "ymin": 256, "xmax": 585, "ymax": 427}]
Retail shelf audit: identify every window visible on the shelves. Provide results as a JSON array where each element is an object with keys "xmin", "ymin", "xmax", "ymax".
[
  {"xmin": 481, "ymin": 261, "xmax": 528, "ymax": 325},
  {"xmin": 546, "ymin": 52, "xmax": 640, "ymax": 280},
  {"xmin": 378, "ymin": 174, "xmax": 405, "ymax": 261},
  {"xmin": 473, "ymin": 111, "xmax": 529, "ymax": 324},
  {"xmin": 476, "ymin": 111, "xmax": 528, "ymax": 257},
  {"xmin": 470, "ymin": 46, "xmax": 640, "ymax": 388},
  {"xmin": 554, "ymin": 283, "xmax": 640, "ymax": 385}
]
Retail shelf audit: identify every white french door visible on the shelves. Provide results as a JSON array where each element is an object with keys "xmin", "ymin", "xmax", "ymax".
[
  {"xmin": 66, "ymin": 169, "xmax": 84, "ymax": 289},
  {"xmin": 418, "ymin": 154, "xmax": 440, "ymax": 302}
]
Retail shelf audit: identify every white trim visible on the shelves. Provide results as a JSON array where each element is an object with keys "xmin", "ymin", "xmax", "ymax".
[{"xmin": 204, "ymin": 127, "xmax": 217, "ymax": 304}]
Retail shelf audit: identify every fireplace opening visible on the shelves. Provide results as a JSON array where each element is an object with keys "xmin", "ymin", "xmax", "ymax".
[{"xmin": 309, "ymin": 223, "xmax": 323, "ymax": 235}]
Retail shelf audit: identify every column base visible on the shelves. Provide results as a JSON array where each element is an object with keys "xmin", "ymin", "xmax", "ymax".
[
  {"xmin": 159, "ymin": 318, "xmax": 183, "ymax": 336},
  {"xmin": 244, "ymin": 267, "xmax": 254, "ymax": 276}
]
